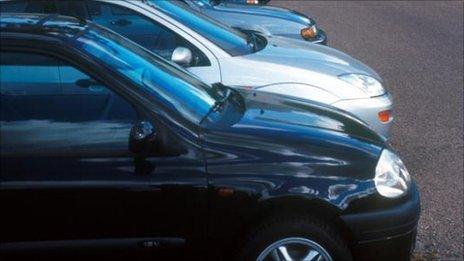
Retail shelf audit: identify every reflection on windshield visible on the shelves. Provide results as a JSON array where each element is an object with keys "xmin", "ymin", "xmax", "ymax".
[
  {"xmin": 73, "ymin": 26, "xmax": 220, "ymax": 124},
  {"xmin": 152, "ymin": 0, "xmax": 253, "ymax": 56}
]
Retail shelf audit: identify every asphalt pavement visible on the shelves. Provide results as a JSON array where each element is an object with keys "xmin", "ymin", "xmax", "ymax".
[{"xmin": 271, "ymin": 1, "xmax": 464, "ymax": 259}]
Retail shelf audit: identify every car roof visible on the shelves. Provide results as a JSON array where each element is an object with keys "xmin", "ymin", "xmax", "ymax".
[{"xmin": 0, "ymin": 13, "xmax": 90, "ymax": 39}]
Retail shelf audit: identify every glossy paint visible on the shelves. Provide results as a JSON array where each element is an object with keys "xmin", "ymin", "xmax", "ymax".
[
  {"xmin": 200, "ymin": 88, "xmax": 385, "ymax": 237},
  {"xmin": 0, "ymin": 14, "xmax": 418, "ymax": 260},
  {"xmin": 0, "ymin": 0, "xmax": 392, "ymax": 138},
  {"xmin": 144, "ymin": 0, "xmax": 392, "ymax": 138},
  {"xmin": 0, "ymin": 14, "xmax": 208, "ymax": 245}
]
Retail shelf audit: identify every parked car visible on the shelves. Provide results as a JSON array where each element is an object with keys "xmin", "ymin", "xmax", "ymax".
[
  {"xmin": 0, "ymin": 0, "xmax": 393, "ymax": 139},
  {"xmin": 180, "ymin": 0, "xmax": 326, "ymax": 44},
  {"xmin": 0, "ymin": 13, "xmax": 419, "ymax": 261}
]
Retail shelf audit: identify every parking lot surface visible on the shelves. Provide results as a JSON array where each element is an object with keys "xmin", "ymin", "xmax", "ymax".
[{"xmin": 272, "ymin": 1, "xmax": 464, "ymax": 259}]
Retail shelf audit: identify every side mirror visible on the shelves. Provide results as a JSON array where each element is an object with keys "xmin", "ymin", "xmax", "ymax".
[
  {"xmin": 129, "ymin": 121, "xmax": 157, "ymax": 153},
  {"xmin": 171, "ymin": 47, "xmax": 193, "ymax": 67}
]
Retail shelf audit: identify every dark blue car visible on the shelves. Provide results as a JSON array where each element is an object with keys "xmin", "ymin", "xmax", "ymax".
[{"xmin": 0, "ymin": 13, "xmax": 419, "ymax": 261}]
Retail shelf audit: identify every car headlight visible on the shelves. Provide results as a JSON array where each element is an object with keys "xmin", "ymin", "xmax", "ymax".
[
  {"xmin": 375, "ymin": 149, "xmax": 411, "ymax": 198},
  {"xmin": 301, "ymin": 25, "xmax": 319, "ymax": 39},
  {"xmin": 338, "ymin": 74, "xmax": 386, "ymax": 97}
]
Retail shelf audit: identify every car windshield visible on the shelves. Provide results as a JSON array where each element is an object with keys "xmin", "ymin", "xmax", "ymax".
[
  {"xmin": 149, "ymin": 0, "xmax": 254, "ymax": 56},
  {"xmin": 72, "ymin": 25, "xmax": 221, "ymax": 124},
  {"xmin": 195, "ymin": 0, "xmax": 216, "ymax": 6}
]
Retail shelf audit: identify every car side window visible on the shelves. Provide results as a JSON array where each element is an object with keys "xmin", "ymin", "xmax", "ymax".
[
  {"xmin": 0, "ymin": 0, "xmax": 211, "ymax": 67},
  {"xmin": 85, "ymin": 1, "xmax": 210, "ymax": 67},
  {"xmin": 55, "ymin": 1, "xmax": 89, "ymax": 19},
  {"xmin": 0, "ymin": 51, "xmax": 137, "ymax": 155},
  {"xmin": 0, "ymin": 0, "xmax": 87, "ymax": 19},
  {"xmin": 0, "ymin": 0, "xmax": 55, "ymax": 13}
]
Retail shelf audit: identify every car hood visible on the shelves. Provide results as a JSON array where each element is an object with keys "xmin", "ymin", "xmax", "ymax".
[
  {"xmin": 220, "ymin": 36, "xmax": 382, "ymax": 99},
  {"xmin": 204, "ymin": 88, "xmax": 385, "ymax": 145},
  {"xmin": 214, "ymin": 3, "xmax": 313, "ymax": 24},
  {"xmin": 201, "ymin": 89, "xmax": 384, "ymax": 180}
]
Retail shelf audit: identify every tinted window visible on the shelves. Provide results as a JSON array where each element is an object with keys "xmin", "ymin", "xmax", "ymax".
[
  {"xmin": 56, "ymin": 1, "xmax": 89, "ymax": 19},
  {"xmin": 0, "ymin": 0, "xmax": 56, "ymax": 13},
  {"xmin": 1, "ymin": 51, "xmax": 137, "ymax": 155},
  {"xmin": 71, "ymin": 25, "xmax": 220, "ymax": 124},
  {"xmin": 110, "ymin": 5, "xmax": 133, "ymax": 15},
  {"xmin": 25, "ymin": 0, "xmax": 56, "ymax": 13},
  {"xmin": 0, "ymin": 51, "xmax": 61, "ymax": 66},
  {"xmin": 152, "ymin": 0, "xmax": 253, "ymax": 56},
  {"xmin": 0, "ymin": 1, "xmax": 89, "ymax": 18},
  {"xmin": 85, "ymin": 1, "xmax": 210, "ymax": 67}
]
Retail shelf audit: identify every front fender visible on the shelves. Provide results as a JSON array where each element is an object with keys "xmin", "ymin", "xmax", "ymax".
[{"xmin": 207, "ymin": 173, "xmax": 378, "ymax": 239}]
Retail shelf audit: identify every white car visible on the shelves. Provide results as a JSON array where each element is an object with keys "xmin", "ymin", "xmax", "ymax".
[{"xmin": 0, "ymin": 0, "xmax": 393, "ymax": 138}]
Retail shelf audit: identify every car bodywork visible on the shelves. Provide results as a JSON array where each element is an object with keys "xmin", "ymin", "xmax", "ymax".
[
  {"xmin": 181, "ymin": 0, "xmax": 327, "ymax": 44},
  {"xmin": 0, "ymin": 13, "xmax": 419, "ymax": 260},
  {"xmin": 0, "ymin": 0, "xmax": 393, "ymax": 139}
]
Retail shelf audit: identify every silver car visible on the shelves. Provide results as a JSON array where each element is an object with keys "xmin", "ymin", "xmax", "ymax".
[
  {"xmin": 180, "ymin": 0, "xmax": 327, "ymax": 44},
  {"xmin": 0, "ymin": 0, "xmax": 393, "ymax": 138}
]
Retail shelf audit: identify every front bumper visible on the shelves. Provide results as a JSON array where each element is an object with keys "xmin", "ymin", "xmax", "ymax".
[
  {"xmin": 341, "ymin": 182, "xmax": 420, "ymax": 260},
  {"xmin": 332, "ymin": 93, "xmax": 393, "ymax": 139}
]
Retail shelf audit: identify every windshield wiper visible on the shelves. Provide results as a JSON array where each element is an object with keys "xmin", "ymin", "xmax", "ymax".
[
  {"xmin": 200, "ymin": 83, "xmax": 233, "ymax": 123},
  {"xmin": 248, "ymin": 32, "xmax": 258, "ymax": 52},
  {"xmin": 212, "ymin": 82, "xmax": 232, "ymax": 111},
  {"xmin": 233, "ymin": 27, "xmax": 258, "ymax": 52}
]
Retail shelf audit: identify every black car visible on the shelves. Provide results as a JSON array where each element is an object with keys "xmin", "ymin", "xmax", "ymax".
[{"xmin": 0, "ymin": 14, "xmax": 419, "ymax": 261}]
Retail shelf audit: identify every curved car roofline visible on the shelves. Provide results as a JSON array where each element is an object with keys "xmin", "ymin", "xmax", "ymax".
[{"xmin": 0, "ymin": 13, "xmax": 90, "ymax": 39}]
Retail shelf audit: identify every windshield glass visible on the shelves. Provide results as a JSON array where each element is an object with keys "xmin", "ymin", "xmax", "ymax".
[
  {"xmin": 150, "ymin": 0, "xmax": 253, "ymax": 56},
  {"xmin": 72, "ymin": 25, "xmax": 220, "ymax": 124},
  {"xmin": 195, "ymin": 0, "xmax": 215, "ymax": 6}
]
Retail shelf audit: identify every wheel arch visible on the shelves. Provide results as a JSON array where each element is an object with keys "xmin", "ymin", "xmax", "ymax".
[{"xmin": 238, "ymin": 196, "xmax": 356, "ymax": 248}]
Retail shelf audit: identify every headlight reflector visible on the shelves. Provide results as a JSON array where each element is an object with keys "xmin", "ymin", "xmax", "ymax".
[
  {"xmin": 375, "ymin": 149, "xmax": 411, "ymax": 198},
  {"xmin": 339, "ymin": 74, "xmax": 385, "ymax": 97}
]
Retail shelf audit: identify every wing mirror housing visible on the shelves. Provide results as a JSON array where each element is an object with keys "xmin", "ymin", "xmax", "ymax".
[
  {"xmin": 129, "ymin": 121, "xmax": 157, "ymax": 153},
  {"xmin": 171, "ymin": 47, "xmax": 193, "ymax": 67}
]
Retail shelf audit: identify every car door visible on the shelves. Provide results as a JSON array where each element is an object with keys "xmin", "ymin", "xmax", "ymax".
[{"xmin": 0, "ymin": 50, "xmax": 207, "ymax": 253}]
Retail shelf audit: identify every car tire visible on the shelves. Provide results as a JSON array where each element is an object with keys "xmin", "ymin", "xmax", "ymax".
[{"xmin": 239, "ymin": 216, "xmax": 352, "ymax": 261}]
